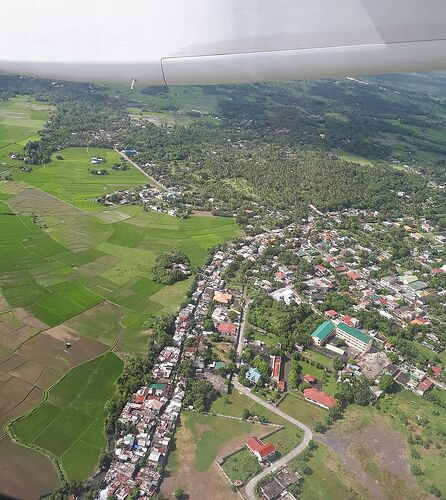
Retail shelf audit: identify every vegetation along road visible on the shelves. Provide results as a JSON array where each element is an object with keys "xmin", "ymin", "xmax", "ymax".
[{"xmin": 232, "ymin": 380, "xmax": 313, "ymax": 500}]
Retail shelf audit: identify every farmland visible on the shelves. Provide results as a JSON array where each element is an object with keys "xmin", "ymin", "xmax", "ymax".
[
  {"xmin": 0, "ymin": 96, "xmax": 50, "ymax": 172},
  {"xmin": 0, "ymin": 116, "xmax": 240, "ymax": 497},
  {"xmin": 11, "ymin": 352, "xmax": 123, "ymax": 480}
]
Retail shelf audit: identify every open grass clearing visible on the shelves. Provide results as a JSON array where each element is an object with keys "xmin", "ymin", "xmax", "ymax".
[
  {"xmin": 277, "ymin": 392, "xmax": 326, "ymax": 430},
  {"xmin": 211, "ymin": 390, "xmax": 303, "ymax": 456},
  {"xmin": 379, "ymin": 389, "xmax": 446, "ymax": 496},
  {"xmin": 13, "ymin": 147, "xmax": 148, "ymax": 211},
  {"xmin": 291, "ymin": 442, "xmax": 362, "ymax": 500},
  {"xmin": 162, "ymin": 412, "xmax": 241, "ymax": 500}
]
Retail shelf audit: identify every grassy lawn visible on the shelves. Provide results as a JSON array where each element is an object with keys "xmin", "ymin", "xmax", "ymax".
[
  {"xmin": 223, "ymin": 449, "xmax": 261, "ymax": 483},
  {"xmin": 251, "ymin": 330, "xmax": 280, "ymax": 347},
  {"xmin": 211, "ymin": 391, "xmax": 303, "ymax": 456},
  {"xmin": 181, "ymin": 411, "xmax": 268, "ymax": 472},
  {"xmin": 11, "ymin": 352, "xmax": 123, "ymax": 480},
  {"xmin": 299, "ymin": 361, "xmax": 324, "ymax": 379},
  {"xmin": 302, "ymin": 350, "xmax": 333, "ymax": 369},
  {"xmin": 277, "ymin": 392, "xmax": 326, "ymax": 430},
  {"xmin": 292, "ymin": 443, "xmax": 360, "ymax": 500}
]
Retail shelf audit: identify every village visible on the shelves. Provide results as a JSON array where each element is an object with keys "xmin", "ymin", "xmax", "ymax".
[{"xmin": 99, "ymin": 200, "xmax": 446, "ymax": 499}]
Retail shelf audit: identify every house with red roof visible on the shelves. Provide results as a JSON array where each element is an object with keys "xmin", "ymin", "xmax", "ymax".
[
  {"xmin": 432, "ymin": 268, "xmax": 444, "ymax": 275},
  {"xmin": 340, "ymin": 315, "xmax": 360, "ymax": 328},
  {"xmin": 304, "ymin": 388, "xmax": 337, "ymax": 409},
  {"xmin": 270, "ymin": 356, "xmax": 282, "ymax": 382},
  {"xmin": 431, "ymin": 365, "xmax": 442, "ymax": 378},
  {"xmin": 411, "ymin": 317, "xmax": 430, "ymax": 326},
  {"xmin": 277, "ymin": 380, "xmax": 286, "ymax": 392},
  {"xmin": 217, "ymin": 322, "xmax": 237, "ymax": 336},
  {"xmin": 346, "ymin": 270, "xmax": 361, "ymax": 281},
  {"xmin": 303, "ymin": 374, "xmax": 316, "ymax": 384},
  {"xmin": 274, "ymin": 271, "xmax": 286, "ymax": 281},
  {"xmin": 314, "ymin": 264, "xmax": 328, "ymax": 276},
  {"xmin": 416, "ymin": 378, "xmax": 433, "ymax": 395},
  {"xmin": 335, "ymin": 265, "xmax": 349, "ymax": 273},
  {"xmin": 325, "ymin": 309, "xmax": 338, "ymax": 319},
  {"xmin": 246, "ymin": 437, "xmax": 276, "ymax": 462}
]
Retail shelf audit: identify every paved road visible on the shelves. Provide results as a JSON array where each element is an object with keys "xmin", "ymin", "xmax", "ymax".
[
  {"xmin": 233, "ymin": 380, "xmax": 313, "ymax": 499},
  {"xmin": 236, "ymin": 286, "xmax": 249, "ymax": 362},
  {"xmin": 116, "ymin": 150, "xmax": 168, "ymax": 192}
]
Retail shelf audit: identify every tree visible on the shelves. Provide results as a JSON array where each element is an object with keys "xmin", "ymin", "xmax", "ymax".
[
  {"xmin": 242, "ymin": 408, "xmax": 251, "ymax": 420},
  {"xmin": 411, "ymin": 465, "xmax": 423, "ymax": 476},
  {"xmin": 174, "ymin": 487, "xmax": 184, "ymax": 499},
  {"xmin": 379, "ymin": 374, "xmax": 396, "ymax": 394},
  {"xmin": 430, "ymin": 485, "xmax": 442, "ymax": 498},
  {"xmin": 332, "ymin": 357, "xmax": 346, "ymax": 371}
]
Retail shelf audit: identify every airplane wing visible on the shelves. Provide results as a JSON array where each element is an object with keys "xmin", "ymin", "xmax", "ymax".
[{"xmin": 1, "ymin": 0, "xmax": 446, "ymax": 86}]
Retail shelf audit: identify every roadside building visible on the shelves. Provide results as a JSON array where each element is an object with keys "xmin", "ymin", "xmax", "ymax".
[
  {"xmin": 246, "ymin": 436, "xmax": 276, "ymax": 462},
  {"xmin": 246, "ymin": 367, "xmax": 262, "ymax": 385}
]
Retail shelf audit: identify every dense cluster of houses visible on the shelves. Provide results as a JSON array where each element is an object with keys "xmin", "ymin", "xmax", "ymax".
[
  {"xmin": 96, "ymin": 185, "xmax": 189, "ymax": 218},
  {"xmin": 97, "ymin": 200, "xmax": 445, "ymax": 497},
  {"xmin": 101, "ymin": 346, "xmax": 184, "ymax": 499},
  {"xmin": 99, "ymin": 247, "xmax": 248, "ymax": 498},
  {"xmin": 211, "ymin": 208, "xmax": 445, "ymax": 401}
]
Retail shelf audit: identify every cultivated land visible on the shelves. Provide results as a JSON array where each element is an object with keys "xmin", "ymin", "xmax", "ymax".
[
  {"xmin": 0, "ymin": 122, "xmax": 240, "ymax": 496},
  {"xmin": 11, "ymin": 353, "xmax": 123, "ymax": 480},
  {"xmin": 0, "ymin": 96, "xmax": 50, "ymax": 172}
]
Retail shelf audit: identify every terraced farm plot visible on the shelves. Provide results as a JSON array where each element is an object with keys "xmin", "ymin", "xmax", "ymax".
[
  {"xmin": 0, "ymin": 140, "xmax": 240, "ymax": 494},
  {"xmin": 0, "ymin": 96, "xmax": 50, "ymax": 172},
  {"xmin": 12, "ymin": 352, "xmax": 123, "ymax": 480}
]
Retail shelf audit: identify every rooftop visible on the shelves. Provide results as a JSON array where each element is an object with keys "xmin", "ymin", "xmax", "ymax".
[
  {"xmin": 304, "ymin": 388, "xmax": 337, "ymax": 409},
  {"xmin": 311, "ymin": 321, "xmax": 335, "ymax": 341},
  {"xmin": 337, "ymin": 322, "xmax": 371, "ymax": 344}
]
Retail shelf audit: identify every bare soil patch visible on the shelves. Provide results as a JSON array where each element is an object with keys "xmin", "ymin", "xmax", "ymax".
[
  {"xmin": 318, "ymin": 406, "xmax": 428, "ymax": 500},
  {"xmin": 0, "ymin": 435, "xmax": 59, "ymax": 500},
  {"xmin": 162, "ymin": 420, "xmax": 239, "ymax": 500}
]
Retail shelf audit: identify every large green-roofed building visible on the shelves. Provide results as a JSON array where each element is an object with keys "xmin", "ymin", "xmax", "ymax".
[
  {"xmin": 336, "ymin": 322, "xmax": 372, "ymax": 352},
  {"xmin": 311, "ymin": 321, "xmax": 335, "ymax": 346}
]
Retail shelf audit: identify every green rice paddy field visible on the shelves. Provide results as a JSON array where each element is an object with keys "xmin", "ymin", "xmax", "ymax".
[
  {"xmin": 11, "ymin": 352, "xmax": 123, "ymax": 480},
  {"xmin": 0, "ymin": 96, "xmax": 50, "ymax": 172},
  {"xmin": 0, "ymin": 98, "xmax": 240, "ymax": 496}
]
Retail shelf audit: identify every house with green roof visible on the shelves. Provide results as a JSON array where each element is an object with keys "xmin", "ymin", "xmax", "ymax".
[
  {"xmin": 311, "ymin": 321, "xmax": 335, "ymax": 346},
  {"xmin": 336, "ymin": 322, "xmax": 372, "ymax": 352}
]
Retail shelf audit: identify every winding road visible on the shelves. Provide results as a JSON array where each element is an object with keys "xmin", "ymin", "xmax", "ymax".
[{"xmin": 233, "ymin": 380, "xmax": 313, "ymax": 499}]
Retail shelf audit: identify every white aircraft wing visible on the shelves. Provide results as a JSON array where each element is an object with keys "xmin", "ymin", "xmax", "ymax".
[{"xmin": 1, "ymin": 0, "xmax": 446, "ymax": 85}]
